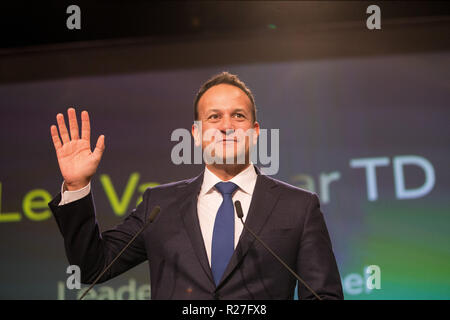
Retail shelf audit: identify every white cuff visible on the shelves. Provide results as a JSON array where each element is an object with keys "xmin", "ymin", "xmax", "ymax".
[{"xmin": 58, "ymin": 181, "xmax": 91, "ymax": 206}]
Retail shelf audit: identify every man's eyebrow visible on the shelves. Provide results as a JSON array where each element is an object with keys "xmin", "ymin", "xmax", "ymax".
[
  {"xmin": 206, "ymin": 109, "xmax": 222, "ymax": 113},
  {"xmin": 205, "ymin": 108, "xmax": 248, "ymax": 114},
  {"xmin": 232, "ymin": 108, "xmax": 248, "ymax": 113}
]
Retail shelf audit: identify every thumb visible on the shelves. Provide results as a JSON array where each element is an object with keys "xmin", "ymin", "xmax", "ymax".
[{"xmin": 93, "ymin": 135, "xmax": 105, "ymax": 161}]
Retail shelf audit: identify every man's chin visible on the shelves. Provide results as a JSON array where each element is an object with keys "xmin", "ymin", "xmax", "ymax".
[
  {"xmin": 202, "ymin": 144, "xmax": 249, "ymax": 165},
  {"xmin": 215, "ymin": 152, "xmax": 248, "ymax": 165}
]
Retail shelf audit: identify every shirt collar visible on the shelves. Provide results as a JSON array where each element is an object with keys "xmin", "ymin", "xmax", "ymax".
[{"xmin": 200, "ymin": 164, "xmax": 258, "ymax": 196}]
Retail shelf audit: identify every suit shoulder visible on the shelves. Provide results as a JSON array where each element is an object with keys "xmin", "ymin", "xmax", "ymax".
[
  {"xmin": 146, "ymin": 177, "xmax": 194, "ymax": 193},
  {"xmin": 263, "ymin": 175, "xmax": 316, "ymax": 198}
]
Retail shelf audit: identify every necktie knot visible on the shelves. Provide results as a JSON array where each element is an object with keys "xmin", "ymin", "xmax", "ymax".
[{"xmin": 215, "ymin": 182, "xmax": 239, "ymax": 196}]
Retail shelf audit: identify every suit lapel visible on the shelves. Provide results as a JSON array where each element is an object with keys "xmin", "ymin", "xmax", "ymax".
[
  {"xmin": 178, "ymin": 171, "xmax": 216, "ymax": 286},
  {"xmin": 217, "ymin": 172, "xmax": 281, "ymax": 288},
  {"xmin": 178, "ymin": 167, "xmax": 281, "ymax": 289}
]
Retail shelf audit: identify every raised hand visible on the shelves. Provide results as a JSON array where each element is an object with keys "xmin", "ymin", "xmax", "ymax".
[{"xmin": 50, "ymin": 108, "xmax": 105, "ymax": 191}]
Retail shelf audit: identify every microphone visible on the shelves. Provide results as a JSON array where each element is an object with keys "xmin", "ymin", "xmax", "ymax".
[
  {"xmin": 79, "ymin": 205, "xmax": 161, "ymax": 300},
  {"xmin": 234, "ymin": 201, "xmax": 322, "ymax": 300}
]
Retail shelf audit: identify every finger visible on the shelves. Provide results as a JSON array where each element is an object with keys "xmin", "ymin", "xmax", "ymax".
[
  {"xmin": 92, "ymin": 135, "xmax": 105, "ymax": 161},
  {"xmin": 50, "ymin": 125, "xmax": 62, "ymax": 150},
  {"xmin": 67, "ymin": 107, "xmax": 79, "ymax": 140},
  {"xmin": 56, "ymin": 113, "xmax": 70, "ymax": 144},
  {"xmin": 81, "ymin": 110, "xmax": 90, "ymax": 143}
]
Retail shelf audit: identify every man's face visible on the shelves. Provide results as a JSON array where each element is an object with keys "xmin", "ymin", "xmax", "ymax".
[{"xmin": 192, "ymin": 84, "xmax": 260, "ymax": 165}]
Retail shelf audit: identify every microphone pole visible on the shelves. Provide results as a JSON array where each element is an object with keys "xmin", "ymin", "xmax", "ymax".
[
  {"xmin": 79, "ymin": 205, "xmax": 161, "ymax": 300},
  {"xmin": 234, "ymin": 201, "xmax": 322, "ymax": 300}
]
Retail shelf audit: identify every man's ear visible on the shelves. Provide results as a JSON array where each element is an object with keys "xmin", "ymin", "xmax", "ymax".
[
  {"xmin": 252, "ymin": 121, "xmax": 260, "ymax": 145},
  {"xmin": 192, "ymin": 121, "xmax": 202, "ymax": 147}
]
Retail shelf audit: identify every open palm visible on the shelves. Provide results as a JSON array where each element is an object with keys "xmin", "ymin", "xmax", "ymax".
[{"xmin": 50, "ymin": 108, "xmax": 105, "ymax": 191}]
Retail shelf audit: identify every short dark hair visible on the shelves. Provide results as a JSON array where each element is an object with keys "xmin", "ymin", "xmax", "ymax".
[{"xmin": 194, "ymin": 72, "xmax": 257, "ymax": 122}]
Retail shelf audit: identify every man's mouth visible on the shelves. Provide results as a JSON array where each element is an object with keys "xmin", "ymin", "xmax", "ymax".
[{"xmin": 218, "ymin": 138, "xmax": 237, "ymax": 143}]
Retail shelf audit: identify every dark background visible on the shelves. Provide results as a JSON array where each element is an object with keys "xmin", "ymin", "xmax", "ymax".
[{"xmin": 0, "ymin": 1, "xmax": 449, "ymax": 299}]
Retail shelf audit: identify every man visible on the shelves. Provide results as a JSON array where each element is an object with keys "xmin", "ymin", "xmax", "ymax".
[{"xmin": 49, "ymin": 72, "xmax": 343, "ymax": 299}]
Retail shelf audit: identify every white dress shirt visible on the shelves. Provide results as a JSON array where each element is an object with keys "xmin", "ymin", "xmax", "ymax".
[
  {"xmin": 58, "ymin": 182, "xmax": 91, "ymax": 206},
  {"xmin": 197, "ymin": 164, "xmax": 257, "ymax": 266},
  {"xmin": 58, "ymin": 164, "xmax": 258, "ymax": 266}
]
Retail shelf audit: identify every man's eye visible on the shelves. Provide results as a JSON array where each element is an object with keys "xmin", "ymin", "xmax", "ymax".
[
  {"xmin": 208, "ymin": 114, "xmax": 219, "ymax": 120},
  {"xmin": 234, "ymin": 113, "xmax": 245, "ymax": 118}
]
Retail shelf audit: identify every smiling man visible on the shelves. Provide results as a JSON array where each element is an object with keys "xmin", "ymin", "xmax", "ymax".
[
  {"xmin": 48, "ymin": 72, "xmax": 343, "ymax": 299},
  {"xmin": 192, "ymin": 75, "xmax": 260, "ymax": 178}
]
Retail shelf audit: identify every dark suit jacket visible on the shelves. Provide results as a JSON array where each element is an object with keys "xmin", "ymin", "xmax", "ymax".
[{"xmin": 49, "ymin": 167, "xmax": 343, "ymax": 300}]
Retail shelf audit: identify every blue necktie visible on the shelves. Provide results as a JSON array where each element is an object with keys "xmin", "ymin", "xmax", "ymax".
[{"xmin": 211, "ymin": 181, "xmax": 239, "ymax": 286}]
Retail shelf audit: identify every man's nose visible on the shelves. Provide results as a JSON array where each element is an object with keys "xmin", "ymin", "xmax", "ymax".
[{"xmin": 218, "ymin": 116, "xmax": 234, "ymax": 134}]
